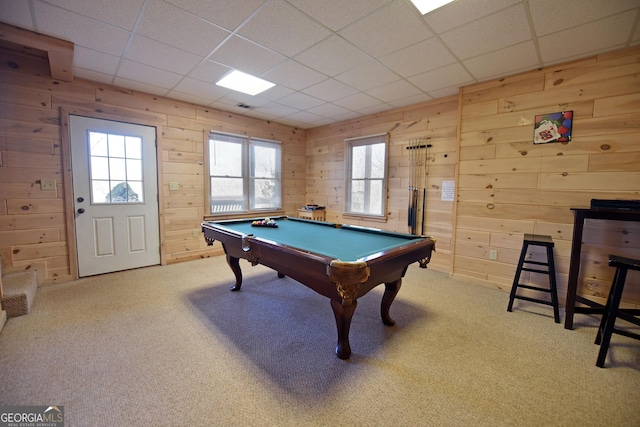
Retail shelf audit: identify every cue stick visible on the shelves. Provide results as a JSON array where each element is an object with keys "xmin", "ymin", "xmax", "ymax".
[
  {"xmin": 421, "ymin": 143, "xmax": 432, "ymax": 236},
  {"xmin": 408, "ymin": 140, "xmax": 415, "ymax": 232},
  {"xmin": 412, "ymin": 140, "xmax": 420, "ymax": 234}
]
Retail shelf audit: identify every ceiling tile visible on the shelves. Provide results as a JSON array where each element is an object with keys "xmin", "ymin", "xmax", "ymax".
[
  {"xmin": 170, "ymin": 77, "xmax": 229, "ymax": 100},
  {"xmin": 1, "ymin": 0, "xmax": 35, "ymax": 29},
  {"xmin": 126, "ymin": 35, "xmax": 202, "ymax": 75},
  {"xmin": 117, "ymin": 59, "xmax": 183, "ymax": 89},
  {"xmin": 43, "ymin": 0, "xmax": 145, "ymax": 30},
  {"xmin": 388, "ymin": 92, "xmax": 432, "ymax": 108},
  {"xmin": 378, "ymin": 37, "xmax": 456, "ymax": 77},
  {"xmin": 254, "ymin": 102, "xmax": 299, "ymax": 118},
  {"xmin": 440, "ymin": 4, "xmax": 531, "ymax": 60},
  {"xmin": 409, "ymin": 63, "xmax": 473, "ymax": 92},
  {"xmin": 538, "ymin": 11, "xmax": 637, "ymax": 63},
  {"xmin": 113, "ymin": 76, "xmax": 170, "ymax": 96},
  {"xmin": 208, "ymin": 35, "xmax": 286, "ymax": 76},
  {"xmin": 335, "ymin": 61, "xmax": 399, "ymax": 91},
  {"xmin": 277, "ymin": 92, "xmax": 325, "ymax": 110},
  {"xmin": 74, "ymin": 46, "xmax": 120, "ymax": 75},
  {"xmin": 294, "ymin": 35, "xmax": 371, "ymax": 77},
  {"xmin": 74, "ymin": 67, "xmax": 115, "ymax": 85},
  {"xmin": 302, "ymin": 78, "xmax": 359, "ymax": 102},
  {"xmin": 187, "ymin": 59, "xmax": 231, "ymax": 84},
  {"xmin": 282, "ymin": 110, "xmax": 326, "ymax": 125},
  {"xmin": 33, "ymin": 1, "xmax": 130, "ymax": 56},
  {"xmin": 339, "ymin": 1, "xmax": 432, "ymax": 58},
  {"xmin": 424, "ymin": 0, "xmax": 520, "ymax": 33},
  {"xmin": 529, "ymin": 0, "xmax": 640, "ymax": 37},
  {"xmin": 463, "ymin": 40, "xmax": 539, "ymax": 80},
  {"xmin": 367, "ymin": 79, "xmax": 424, "ymax": 103},
  {"xmin": 216, "ymin": 91, "xmax": 271, "ymax": 109},
  {"xmin": 333, "ymin": 92, "xmax": 386, "ymax": 111},
  {"xmin": 287, "ymin": 0, "xmax": 392, "ymax": 31},
  {"xmin": 237, "ymin": 1, "xmax": 331, "ymax": 57},
  {"xmin": 167, "ymin": 91, "xmax": 217, "ymax": 107},
  {"xmin": 137, "ymin": 0, "xmax": 230, "ymax": 56},
  {"xmin": 261, "ymin": 60, "xmax": 327, "ymax": 91},
  {"xmin": 306, "ymin": 102, "xmax": 353, "ymax": 118},
  {"xmin": 253, "ymin": 85, "xmax": 296, "ymax": 102},
  {"xmin": 164, "ymin": 0, "xmax": 265, "ymax": 32},
  {"xmin": 427, "ymin": 86, "xmax": 459, "ymax": 99}
]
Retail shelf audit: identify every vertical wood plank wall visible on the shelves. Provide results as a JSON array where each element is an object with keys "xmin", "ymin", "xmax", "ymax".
[
  {"xmin": 456, "ymin": 46, "xmax": 640, "ymax": 308},
  {"xmin": 0, "ymin": 49, "xmax": 305, "ymax": 284}
]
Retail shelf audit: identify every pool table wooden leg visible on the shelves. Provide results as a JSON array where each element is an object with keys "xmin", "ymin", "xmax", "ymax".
[
  {"xmin": 381, "ymin": 279, "xmax": 401, "ymax": 326},
  {"xmin": 226, "ymin": 255, "xmax": 243, "ymax": 291},
  {"xmin": 330, "ymin": 299, "xmax": 357, "ymax": 359}
]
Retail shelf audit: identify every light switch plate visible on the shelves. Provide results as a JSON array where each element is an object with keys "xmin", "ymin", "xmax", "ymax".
[{"xmin": 169, "ymin": 182, "xmax": 179, "ymax": 191}]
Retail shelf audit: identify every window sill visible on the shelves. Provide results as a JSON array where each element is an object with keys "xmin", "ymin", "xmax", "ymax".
[
  {"xmin": 204, "ymin": 210, "xmax": 286, "ymax": 222},
  {"xmin": 342, "ymin": 213, "xmax": 388, "ymax": 223}
]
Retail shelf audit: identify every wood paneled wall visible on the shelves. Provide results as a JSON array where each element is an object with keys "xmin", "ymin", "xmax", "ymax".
[
  {"xmin": 456, "ymin": 46, "xmax": 640, "ymax": 308},
  {"xmin": 0, "ymin": 48, "xmax": 305, "ymax": 285},
  {"xmin": 305, "ymin": 97, "xmax": 459, "ymax": 272},
  {"xmin": 306, "ymin": 46, "xmax": 640, "ymax": 308}
]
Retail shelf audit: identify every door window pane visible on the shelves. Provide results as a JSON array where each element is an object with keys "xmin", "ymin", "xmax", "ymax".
[{"xmin": 89, "ymin": 131, "xmax": 144, "ymax": 204}]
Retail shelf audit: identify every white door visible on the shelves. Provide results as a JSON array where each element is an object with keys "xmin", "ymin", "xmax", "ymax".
[{"xmin": 70, "ymin": 115, "xmax": 160, "ymax": 277}]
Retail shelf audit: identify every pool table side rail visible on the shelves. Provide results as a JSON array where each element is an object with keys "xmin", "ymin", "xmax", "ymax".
[{"xmin": 202, "ymin": 220, "xmax": 435, "ymax": 298}]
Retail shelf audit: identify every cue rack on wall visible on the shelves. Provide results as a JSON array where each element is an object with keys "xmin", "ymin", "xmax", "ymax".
[{"xmin": 406, "ymin": 139, "xmax": 432, "ymax": 236}]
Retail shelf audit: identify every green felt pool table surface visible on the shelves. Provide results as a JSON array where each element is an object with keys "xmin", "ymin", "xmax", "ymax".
[{"xmin": 209, "ymin": 216, "xmax": 425, "ymax": 261}]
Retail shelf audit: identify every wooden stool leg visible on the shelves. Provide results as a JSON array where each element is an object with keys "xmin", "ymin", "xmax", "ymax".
[
  {"xmin": 596, "ymin": 267, "xmax": 628, "ymax": 368},
  {"xmin": 546, "ymin": 245, "xmax": 560, "ymax": 323},
  {"xmin": 595, "ymin": 267, "xmax": 621, "ymax": 345},
  {"xmin": 507, "ymin": 243, "xmax": 528, "ymax": 312}
]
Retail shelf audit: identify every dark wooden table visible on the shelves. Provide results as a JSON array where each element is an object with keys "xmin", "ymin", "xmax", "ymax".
[{"xmin": 564, "ymin": 207, "xmax": 640, "ymax": 329}]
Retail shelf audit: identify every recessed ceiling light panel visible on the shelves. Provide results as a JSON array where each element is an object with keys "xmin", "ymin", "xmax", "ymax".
[
  {"xmin": 410, "ymin": 0, "xmax": 455, "ymax": 15},
  {"xmin": 215, "ymin": 70, "xmax": 275, "ymax": 96}
]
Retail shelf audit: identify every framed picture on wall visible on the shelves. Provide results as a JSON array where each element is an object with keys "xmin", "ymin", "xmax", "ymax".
[{"xmin": 533, "ymin": 111, "xmax": 573, "ymax": 144}]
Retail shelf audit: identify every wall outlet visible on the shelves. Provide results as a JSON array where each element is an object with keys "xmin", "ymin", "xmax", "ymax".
[
  {"xmin": 489, "ymin": 249, "xmax": 498, "ymax": 260},
  {"xmin": 169, "ymin": 182, "xmax": 179, "ymax": 191},
  {"xmin": 40, "ymin": 179, "xmax": 57, "ymax": 191},
  {"xmin": 192, "ymin": 229, "xmax": 199, "ymax": 238}
]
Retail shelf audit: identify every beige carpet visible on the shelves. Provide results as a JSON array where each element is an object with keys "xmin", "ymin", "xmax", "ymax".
[{"xmin": 0, "ymin": 256, "xmax": 638, "ymax": 426}]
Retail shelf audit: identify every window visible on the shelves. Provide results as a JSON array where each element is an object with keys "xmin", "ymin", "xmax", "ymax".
[
  {"xmin": 88, "ymin": 131, "xmax": 143, "ymax": 204},
  {"xmin": 345, "ymin": 133, "xmax": 388, "ymax": 218},
  {"xmin": 207, "ymin": 132, "xmax": 281, "ymax": 215}
]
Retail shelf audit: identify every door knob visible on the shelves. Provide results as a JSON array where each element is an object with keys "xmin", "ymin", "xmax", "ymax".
[
  {"xmin": 77, "ymin": 197, "xmax": 84, "ymax": 203},
  {"xmin": 77, "ymin": 208, "xmax": 85, "ymax": 214}
]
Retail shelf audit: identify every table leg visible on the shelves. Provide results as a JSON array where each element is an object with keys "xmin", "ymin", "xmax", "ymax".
[
  {"xmin": 381, "ymin": 279, "xmax": 401, "ymax": 326},
  {"xmin": 226, "ymin": 255, "xmax": 243, "ymax": 291},
  {"xmin": 330, "ymin": 299, "xmax": 357, "ymax": 359},
  {"xmin": 565, "ymin": 211, "xmax": 585, "ymax": 329}
]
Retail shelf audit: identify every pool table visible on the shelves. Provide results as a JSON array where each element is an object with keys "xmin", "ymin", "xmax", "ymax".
[{"xmin": 201, "ymin": 216, "xmax": 435, "ymax": 359}]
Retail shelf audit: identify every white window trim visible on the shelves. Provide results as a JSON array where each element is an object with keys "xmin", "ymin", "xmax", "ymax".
[
  {"xmin": 206, "ymin": 131, "xmax": 283, "ymax": 217},
  {"xmin": 344, "ymin": 133, "xmax": 389, "ymax": 219}
]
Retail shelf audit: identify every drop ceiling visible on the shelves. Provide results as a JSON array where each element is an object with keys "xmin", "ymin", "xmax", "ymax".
[{"xmin": 1, "ymin": 0, "xmax": 639, "ymax": 129}]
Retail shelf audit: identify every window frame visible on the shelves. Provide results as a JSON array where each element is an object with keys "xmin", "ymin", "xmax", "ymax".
[
  {"xmin": 205, "ymin": 131, "xmax": 283, "ymax": 217},
  {"xmin": 344, "ymin": 133, "xmax": 389, "ymax": 220}
]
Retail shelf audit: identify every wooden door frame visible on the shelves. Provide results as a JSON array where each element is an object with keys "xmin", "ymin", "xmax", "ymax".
[{"xmin": 59, "ymin": 106, "xmax": 166, "ymax": 280}]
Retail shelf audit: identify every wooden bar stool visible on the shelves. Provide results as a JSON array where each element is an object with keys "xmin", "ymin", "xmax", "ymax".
[
  {"xmin": 595, "ymin": 255, "xmax": 640, "ymax": 368},
  {"xmin": 507, "ymin": 234, "xmax": 560, "ymax": 323}
]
